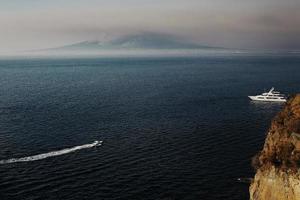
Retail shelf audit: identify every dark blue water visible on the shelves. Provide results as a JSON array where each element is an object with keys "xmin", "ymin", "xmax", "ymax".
[{"xmin": 0, "ymin": 54, "xmax": 299, "ymax": 200}]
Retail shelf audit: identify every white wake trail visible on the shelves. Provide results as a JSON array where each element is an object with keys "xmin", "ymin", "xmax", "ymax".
[{"xmin": 0, "ymin": 140, "xmax": 102, "ymax": 164}]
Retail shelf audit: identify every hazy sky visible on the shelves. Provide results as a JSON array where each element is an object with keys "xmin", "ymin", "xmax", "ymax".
[{"xmin": 0, "ymin": 0, "xmax": 299, "ymax": 52}]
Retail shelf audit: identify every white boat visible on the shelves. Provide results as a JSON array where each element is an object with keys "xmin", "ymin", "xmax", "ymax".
[{"xmin": 248, "ymin": 87, "xmax": 287, "ymax": 102}]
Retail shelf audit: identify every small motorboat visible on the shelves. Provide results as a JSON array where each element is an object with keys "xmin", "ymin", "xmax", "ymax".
[{"xmin": 237, "ymin": 177, "xmax": 253, "ymax": 183}]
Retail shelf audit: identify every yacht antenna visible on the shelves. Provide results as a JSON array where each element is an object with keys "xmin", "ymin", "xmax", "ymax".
[{"xmin": 268, "ymin": 87, "xmax": 274, "ymax": 94}]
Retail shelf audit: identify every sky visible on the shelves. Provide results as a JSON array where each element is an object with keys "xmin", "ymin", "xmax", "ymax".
[{"xmin": 0, "ymin": 0, "xmax": 299, "ymax": 52}]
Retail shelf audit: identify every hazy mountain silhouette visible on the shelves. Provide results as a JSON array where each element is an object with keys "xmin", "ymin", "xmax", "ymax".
[{"xmin": 45, "ymin": 32, "xmax": 221, "ymax": 52}]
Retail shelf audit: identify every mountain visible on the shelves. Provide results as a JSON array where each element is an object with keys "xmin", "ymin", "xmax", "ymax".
[
  {"xmin": 45, "ymin": 33, "xmax": 220, "ymax": 52},
  {"xmin": 250, "ymin": 94, "xmax": 300, "ymax": 200}
]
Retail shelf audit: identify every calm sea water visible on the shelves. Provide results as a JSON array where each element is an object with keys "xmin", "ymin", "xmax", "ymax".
[{"xmin": 0, "ymin": 54, "xmax": 300, "ymax": 200}]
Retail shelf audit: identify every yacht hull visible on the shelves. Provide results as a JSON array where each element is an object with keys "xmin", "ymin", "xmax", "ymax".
[{"xmin": 248, "ymin": 96, "xmax": 286, "ymax": 102}]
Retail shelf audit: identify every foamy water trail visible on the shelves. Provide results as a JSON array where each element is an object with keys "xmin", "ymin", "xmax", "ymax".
[{"xmin": 0, "ymin": 140, "xmax": 102, "ymax": 164}]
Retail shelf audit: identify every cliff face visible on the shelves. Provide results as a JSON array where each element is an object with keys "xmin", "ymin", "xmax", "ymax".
[{"xmin": 250, "ymin": 94, "xmax": 300, "ymax": 200}]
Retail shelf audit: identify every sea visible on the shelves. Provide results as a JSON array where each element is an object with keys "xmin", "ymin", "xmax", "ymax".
[{"xmin": 0, "ymin": 52, "xmax": 300, "ymax": 200}]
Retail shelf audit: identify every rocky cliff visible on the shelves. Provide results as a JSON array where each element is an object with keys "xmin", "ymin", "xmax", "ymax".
[{"xmin": 250, "ymin": 94, "xmax": 300, "ymax": 200}]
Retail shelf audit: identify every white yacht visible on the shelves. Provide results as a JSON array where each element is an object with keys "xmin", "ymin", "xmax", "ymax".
[{"xmin": 248, "ymin": 87, "xmax": 287, "ymax": 102}]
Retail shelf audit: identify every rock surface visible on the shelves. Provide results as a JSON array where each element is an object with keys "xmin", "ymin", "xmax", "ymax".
[{"xmin": 250, "ymin": 94, "xmax": 300, "ymax": 200}]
